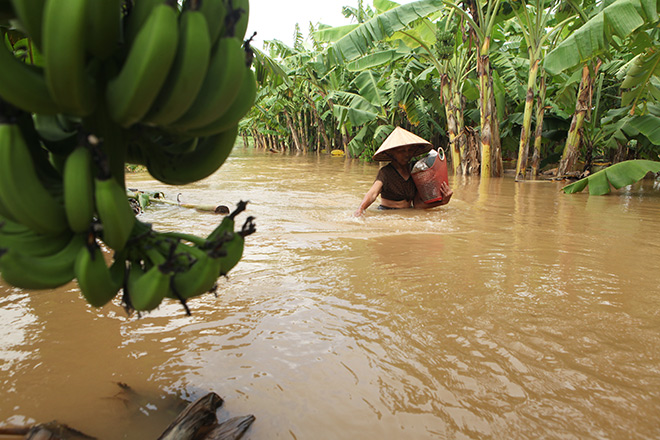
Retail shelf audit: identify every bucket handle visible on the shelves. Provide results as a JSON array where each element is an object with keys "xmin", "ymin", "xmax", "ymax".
[{"xmin": 437, "ymin": 148, "xmax": 445, "ymax": 161}]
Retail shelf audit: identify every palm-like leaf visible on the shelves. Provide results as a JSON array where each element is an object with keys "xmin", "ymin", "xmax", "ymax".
[
  {"xmin": 621, "ymin": 45, "xmax": 660, "ymax": 108},
  {"xmin": 545, "ymin": 0, "xmax": 659, "ymax": 75},
  {"xmin": 628, "ymin": 113, "xmax": 660, "ymax": 144},
  {"xmin": 251, "ymin": 47, "xmax": 291, "ymax": 87},
  {"xmin": 315, "ymin": 0, "xmax": 445, "ymax": 63},
  {"xmin": 352, "ymin": 70, "xmax": 387, "ymax": 107},
  {"xmin": 346, "ymin": 48, "xmax": 409, "ymax": 71},
  {"xmin": 330, "ymin": 90, "xmax": 383, "ymax": 126},
  {"xmin": 562, "ymin": 159, "xmax": 660, "ymax": 195}
]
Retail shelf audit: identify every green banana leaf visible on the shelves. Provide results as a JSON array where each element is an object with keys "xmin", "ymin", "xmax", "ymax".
[
  {"xmin": 621, "ymin": 47, "xmax": 660, "ymax": 108},
  {"xmin": 251, "ymin": 46, "xmax": 291, "ymax": 87},
  {"xmin": 347, "ymin": 125, "xmax": 370, "ymax": 157},
  {"xmin": 330, "ymin": 90, "xmax": 382, "ymax": 126},
  {"xmin": 346, "ymin": 49, "xmax": 409, "ymax": 71},
  {"xmin": 545, "ymin": 0, "xmax": 658, "ymax": 75},
  {"xmin": 628, "ymin": 114, "xmax": 660, "ymax": 144},
  {"xmin": 562, "ymin": 159, "xmax": 660, "ymax": 195},
  {"xmin": 352, "ymin": 71, "xmax": 386, "ymax": 107},
  {"xmin": 316, "ymin": 0, "xmax": 445, "ymax": 63}
]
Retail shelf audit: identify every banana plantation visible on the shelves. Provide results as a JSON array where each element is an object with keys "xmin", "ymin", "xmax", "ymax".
[{"xmin": 241, "ymin": 0, "xmax": 660, "ymax": 180}]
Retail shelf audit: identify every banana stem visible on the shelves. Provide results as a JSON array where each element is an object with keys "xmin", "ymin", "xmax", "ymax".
[
  {"xmin": 83, "ymin": 97, "xmax": 127, "ymax": 186},
  {"xmin": 160, "ymin": 231, "xmax": 206, "ymax": 247}
]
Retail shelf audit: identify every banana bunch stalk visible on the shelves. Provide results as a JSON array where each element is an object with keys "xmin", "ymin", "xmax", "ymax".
[{"xmin": 0, "ymin": 0, "xmax": 257, "ymax": 314}]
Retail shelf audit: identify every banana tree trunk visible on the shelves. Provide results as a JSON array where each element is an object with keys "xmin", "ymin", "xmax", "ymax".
[
  {"xmin": 464, "ymin": 126, "xmax": 481, "ymax": 175},
  {"xmin": 441, "ymin": 74, "xmax": 461, "ymax": 174},
  {"xmin": 477, "ymin": 38, "xmax": 501, "ymax": 177},
  {"xmin": 284, "ymin": 110, "xmax": 302, "ymax": 151},
  {"xmin": 530, "ymin": 75, "xmax": 546, "ymax": 178},
  {"xmin": 453, "ymin": 88, "xmax": 467, "ymax": 175},
  {"xmin": 488, "ymin": 73, "xmax": 503, "ymax": 177},
  {"xmin": 557, "ymin": 62, "xmax": 600, "ymax": 176},
  {"xmin": 305, "ymin": 95, "xmax": 331, "ymax": 153},
  {"xmin": 515, "ymin": 58, "xmax": 539, "ymax": 181},
  {"xmin": 296, "ymin": 111, "xmax": 308, "ymax": 151},
  {"xmin": 340, "ymin": 124, "xmax": 349, "ymax": 153}
]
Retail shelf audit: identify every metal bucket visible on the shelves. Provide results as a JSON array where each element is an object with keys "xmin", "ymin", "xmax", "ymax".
[{"xmin": 411, "ymin": 149, "xmax": 449, "ymax": 203}]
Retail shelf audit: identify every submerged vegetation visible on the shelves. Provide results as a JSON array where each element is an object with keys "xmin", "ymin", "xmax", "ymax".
[{"xmin": 240, "ymin": 0, "xmax": 660, "ymax": 182}]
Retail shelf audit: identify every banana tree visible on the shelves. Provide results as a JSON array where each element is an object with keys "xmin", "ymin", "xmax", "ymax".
[
  {"xmin": 442, "ymin": 0, "xmax": 505, "ymax": 177},
  {"xmin": 314, "ymin": 0, "xmax": 446, "ymax": 153},
  {"xmin": 529, "ymin": 73, "xmax": 546, "ymax": 176},
  {"xmin": 512, "ymin": 0, "xmax": 571, "ymax": 180},
  {"xmin": 545, "ymin": 0, "xmax": 660, "ymax": 176},
  {"xmin": 441, "ymin": 44, "xmax": 473, "ymax": 174}
]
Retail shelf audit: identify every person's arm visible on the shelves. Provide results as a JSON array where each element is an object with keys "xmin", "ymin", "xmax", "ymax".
[
  {"xmin": 354, "ymin": 180, "xmax": 383, "ymax": 217},
  {"xmin": 413, "ymin": 181, "xmax": 453, "ymax": 209}
]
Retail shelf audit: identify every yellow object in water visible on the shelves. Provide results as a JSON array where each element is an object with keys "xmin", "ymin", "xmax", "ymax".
[{"xmin": 331, "ymin": 150, "xmax": 345, "ymax": 157}]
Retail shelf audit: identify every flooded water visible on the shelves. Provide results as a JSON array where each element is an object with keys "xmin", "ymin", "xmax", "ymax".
[{"xmin": 2, "ymin": 146, "xmax": 660, "ymax": 439}]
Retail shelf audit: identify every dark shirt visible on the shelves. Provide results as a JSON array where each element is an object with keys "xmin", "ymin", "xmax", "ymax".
[{"xmin": 376, "ymin": 163, "xmax": 417, "ymax": 202}]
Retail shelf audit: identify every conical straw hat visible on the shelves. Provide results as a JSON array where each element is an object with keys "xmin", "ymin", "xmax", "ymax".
[{"xmin": 372, "ymin": 127, "xmax": 433, "ymax": 161}]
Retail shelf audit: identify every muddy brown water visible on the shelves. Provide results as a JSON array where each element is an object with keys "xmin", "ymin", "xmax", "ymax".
[{"xmin": 1, "ymin": 147, "xmax": 660, "ymax": 439}]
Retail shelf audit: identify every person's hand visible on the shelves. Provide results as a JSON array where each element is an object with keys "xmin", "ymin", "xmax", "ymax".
[
  {"xmin": 440, "ymin": 182, "xmax": 453, "ymax": 204},
  {"xmin": 354, "ymin": 208, "xmax": 364, "ymax": 217}
]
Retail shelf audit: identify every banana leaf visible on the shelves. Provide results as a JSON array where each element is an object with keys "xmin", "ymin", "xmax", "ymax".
[
  {"xmin": 628, "ymin": 114, "xmax": 660, "ymax": 144},
  {"xmin": 562, "ymin": 159, "xmax": 660, "ymax": 195},
  {"xmin": 545, "ymin": 0, "xmax": 658, "ymax": 75},
  {"xmin": 352, "ymin": 71, "xmax": 386, "ymax": 107},
  {"xmin": 317, "ymin": 0, "xmax": 445, "ymax": 63},
  {"xmin": 346, "ymin": 49, "xmax": 408, "ymax": 71},
  {"xmin": 621, "ymin": 48, "xmax": 660, "ymax": 108}
]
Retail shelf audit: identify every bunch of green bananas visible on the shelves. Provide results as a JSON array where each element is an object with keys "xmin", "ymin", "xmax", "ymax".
[
  {"xmin": 121, "ymin": 206, "xmax": 255, "ymax": 313},
  {"xmin": 0, "ymin": 0, "xmax": 257, "ymax": 314}
]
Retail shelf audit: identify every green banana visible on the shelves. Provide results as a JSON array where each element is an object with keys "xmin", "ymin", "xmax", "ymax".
[
  {"xmin": 42, "ymin": 0, "xmax": 96, "ymax": 116},
  {"xmin": 9, "ymin": 0, "xmax": 47, "ymax": 48},
  {"xmin": 221, "ymin": 215, "xmax": 255, "ymax": 275},
  {"xmin": 32, "ymin": 114, "xmax": 80, "ymax": 143},
  {"xmin": 187, "ymin": 0, "xmax": 227, "ymax": 46},
  {"xmin": 217, "ymin": 231, "xmax": 243, "ymax": 276},
  {"xmin": 127, "ymin": 248, "xmax": 171, "ymax": 311},
  {"xmin": 94, "ymin": 175, "xmax": 136, "ymax": 252},
  {"xmin": 0, "ymin": 122, "xmax": 68, "ymax": 235},
  {"xmin": 169, "ymin": 37, "xmax": 247, "ymax": 131},
  {"xmin": 186, "ymin": 68, "xmax": 257, "ymax": 138},
  {"xmin": 0, "ymin": 195, "xmax": 18, "ymax": 223},
  {"xmin": 206, "ymin": 202, "xmax": 244, "ymax": 241},
  {"xmin": 135, "ymin": 129, "xmax": 199, "ymax": 156},
  {"xmin": 123, "ymin": 0, "xmax": 164, "ymax": 45},
  {"xmin": 74, "ymin": 241, "xmax": 125, "ymax": 307},
  {"xmin": 105, "ymin": 3, "xmax": 179, "ymax": 128},
  {"xmin": 205, "ymin": 202, "xmax": 252, "ymax": 276},
  {"xmin": 170, "ymin": 242, "xmax": 220, "ymax": 300},
  {"xmin": 227, "ymin": 0, "xmax": 249, "ymax": 41},
  {"xmin": 33, "ymin": 114, "xmax": 80, "ymax": 159},
  {"xmin": 0, "ymin": 216, "xmax": 31, "ymax": 234},
  {"xmin": 0, "ymin": 29, "xmax": 59, "ymax": 114},
  {"xmin": 63, "ymin": 146, "xmax": 95, "ymax": 233},
  {"xmin": 142, "ymin": 7, "xmax": 212, "ymax": 126},
  {"xmin": 86, "ymin": 0, "xmax": 122, "ymax": 60},
  {"xmin": 16, "ymin": 111, "xmax": 63, "ymax": 184},
  {"xmin": 144, "ymin": 125, "xmax": 238, "ymax": 185},
  {"xmin": 0, "ymin": 233, "xmax": 84, "ymax": 290},
  {"xmin": 0, "ymin": 221, "xmax": 73, "ymax": 257}
]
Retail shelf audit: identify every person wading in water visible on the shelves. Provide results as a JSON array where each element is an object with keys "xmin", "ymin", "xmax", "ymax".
[{"xmin": 354, "ymin": 127, "xmax": 453, "ymax": 217}]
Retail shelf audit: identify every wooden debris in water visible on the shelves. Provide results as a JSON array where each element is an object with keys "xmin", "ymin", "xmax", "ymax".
[
  {"xmin": 0, "ymin": 390, "xmax": 254, "ymax": 440},
  {"xmin": 157, "ymin": 392, "xmax": 254, "ymax": 440}
]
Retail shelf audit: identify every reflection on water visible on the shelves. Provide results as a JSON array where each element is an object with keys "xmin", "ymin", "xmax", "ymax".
[{"xmin": 2, "ymin": 147, "xmax": 660, "ymax": 439}]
